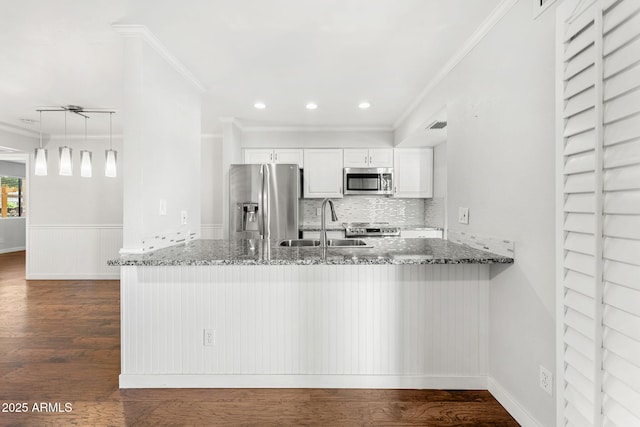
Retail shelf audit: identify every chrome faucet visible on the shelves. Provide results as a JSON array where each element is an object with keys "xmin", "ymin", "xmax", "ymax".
[{"xmin": 320, "ymin": 198, "xmax": 338, "ymax": 247}]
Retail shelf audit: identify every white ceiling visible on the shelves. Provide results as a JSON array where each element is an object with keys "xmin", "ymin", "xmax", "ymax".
[{"xmin": 0, "ymin": 0, "xmax": 502, "ymax": 136}]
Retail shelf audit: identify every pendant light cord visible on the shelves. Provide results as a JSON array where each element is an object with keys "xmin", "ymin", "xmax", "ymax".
[
  {"xmin": 39, "ymin": 110, "xmax": 43, "ymax": 149},
  {"xmin": 109, "ymin": 112, "xmax": 113, "ymax": 149}
]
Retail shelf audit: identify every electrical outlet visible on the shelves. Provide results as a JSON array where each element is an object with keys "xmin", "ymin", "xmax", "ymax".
[
  {"xmin": 458, "ymin": 207, "xmax": 469, "ymax": 224},
  {"xmin": 539, "ymin": 365, "xmax": 553, "ymax": 395},
  {"xmin": 180, "ymin": 210, "xmax": 188, "ymax": 225},
  {"xmin": 316, "ymin": 207, "xmax": 322, "ymax": 216},
  {"xmin": 159, "ymin": 199, "xmax": 167, "ymax": 216},
  {"xmin": 203, "ymin": 329, "xmax": 215, "ymax": 346}
]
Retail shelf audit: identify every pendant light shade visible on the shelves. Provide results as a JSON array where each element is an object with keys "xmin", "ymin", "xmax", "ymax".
[
  {"xmin": 34, "ymin": 147, "xmax": 48, "ymax": 176},
  {"xmin": 80, "ymin": 150, "xmax": 92, "ymax": 177},
  {"xmin": 35, "ymin": 110, "xmax": 48, "ymax": 176},
  {"xmin": 105, "ymin": 112, "xmax": 117, "ymax": 178},
  {"xmin": 105, "ymin": 149, "xmax": 117, "ymax": 177},
  {"xmin": 59, "ymin": 146, "xmax": 73, "ymax": 176}
]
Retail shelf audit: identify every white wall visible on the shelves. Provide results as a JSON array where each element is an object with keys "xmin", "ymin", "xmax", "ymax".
[
  {"xmin": 201, "ymin": 135, "xmax": 223, "ymax": 226},
  {"xmin": 395, "ymin": 1, "xmax": 557, "ymax": 425},
  {"xmin": 241, "ymin": 129, "xmax": 393, "ymax": 148},
  {"xmin": 29, "ymin": 136, "xmax": 123, "ymax": 225},
  {"xmin": 121, "ymin": 34, "xmax": 202, "ymax": 253},
  {"xmin": 0, "ymin": 127, "xmax": 39, "ymax": 153},
  {"xmin": 25, "ymin": 135, "xmax": 124, "ymax": 278},
  {"xmin": 0, "ymin": 218, "xmax": 25, "ymax": 253}
]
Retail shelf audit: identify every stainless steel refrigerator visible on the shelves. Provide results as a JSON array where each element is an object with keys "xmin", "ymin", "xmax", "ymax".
[{"xmin": 229, "ymin": 163, "xmax": 300, "ymax": 240}]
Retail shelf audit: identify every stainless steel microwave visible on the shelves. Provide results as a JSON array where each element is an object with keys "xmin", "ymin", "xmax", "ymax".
[{"xmin": 343, "ymin": 168, "xmax": 394, "ymax": 195}]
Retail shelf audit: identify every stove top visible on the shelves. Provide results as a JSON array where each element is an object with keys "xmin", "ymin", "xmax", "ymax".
[{"xmin": 343, "ymin": 222, "xmax": 400, "ymax": 237}]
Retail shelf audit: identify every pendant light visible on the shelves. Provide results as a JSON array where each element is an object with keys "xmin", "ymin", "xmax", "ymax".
[
  {"xmin": 59, "ymin": 111, "xmax": 73, "ymax": 176},
  {"xmin": 80, "ymin": 116, "xmax": 92, "ymax": 178},
  {"xmin": 105, "ymin": 112, "xmax": 117, "ymax": 178},
  {"xmin": 34, "ymin": 110, "xmax": 48, "ymax": 176}
]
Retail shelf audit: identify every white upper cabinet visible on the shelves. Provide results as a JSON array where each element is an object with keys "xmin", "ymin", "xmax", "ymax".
[
  {"xmin": 243, "ymin": 148, "xmax": 273, "ymax": 164},
  {"xmin": 393, "ymin": 148, "xmax": 433, "ymax": 198},
  {"xmin": 343, "ymin": 148, "xmax": 393, "ymax": 168},
  {"xmin": 303, "ymin": 149, "xmax": 343, "ymax": 198},
  {"xmin": 243, "ymin": 148, "xmax": 304, "ymax": 167}
]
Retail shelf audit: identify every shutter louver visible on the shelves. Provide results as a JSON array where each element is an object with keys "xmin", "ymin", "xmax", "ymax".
[
  {"xmin": 601, "ymin": 0, "xmax": 640, "ymax": 424},
  {"xmin": 560, "ymin": 4, "xmax": 599, "ymax": 424}
]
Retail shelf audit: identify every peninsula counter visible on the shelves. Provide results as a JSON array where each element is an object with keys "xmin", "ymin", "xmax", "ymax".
[{"xmin": 109, "ymin": 238, "xmax": 512, "ymax": 389}]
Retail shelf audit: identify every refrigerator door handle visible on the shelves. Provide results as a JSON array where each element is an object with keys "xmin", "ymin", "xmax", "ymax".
[{"xmin": 260, "ymin": 164, "xmax": 271, "ymax": 239}]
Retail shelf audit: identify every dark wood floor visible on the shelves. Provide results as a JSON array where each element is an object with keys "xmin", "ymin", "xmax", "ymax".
[{"xmin": 0, "ymin": 251, "xmax": 518, "ymax": 426}]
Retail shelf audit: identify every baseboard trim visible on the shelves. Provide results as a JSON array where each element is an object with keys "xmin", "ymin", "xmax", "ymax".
[
  {"xmin": 120, "ymin": 374, "xmax": 488, "ymax": 390},
  {"xmin": 488, "ymin": 377, "xmax": 543, "ymax": 427},
  {"xmin": 26, "ymin": 273, "xmax": 120, "ymax": 280},
  {"xmin": 0, "ymin": 246, "xmax": 26, "ymax": 254}
]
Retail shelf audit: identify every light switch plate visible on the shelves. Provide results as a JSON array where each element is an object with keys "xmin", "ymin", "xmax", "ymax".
[
  {"xmin": 180, "ymin": 210, "xmax": 188, "ymax": 225},
  {"xmin": 458, "ymin": 207, "xmax": 469, "ymax": 224}
]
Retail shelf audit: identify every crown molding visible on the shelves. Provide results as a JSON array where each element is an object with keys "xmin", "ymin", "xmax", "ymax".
[
  {"xmin": 0, "ymin": 122, "xmax": 40, "ymax": 138},
  {"xmin": 112, "ymin": 24, "xmax": 206, "ymax": 93},
  {"xmin": 241, "ymin": 125, "xmax": 394, "ymax": 133},
  {"xmin": 48, "ymin": 134, "xmax": 123, "ymax": 141},
  {"xmin": 393, "ymin": 0, "xmax": 519, "ymax": 129}
]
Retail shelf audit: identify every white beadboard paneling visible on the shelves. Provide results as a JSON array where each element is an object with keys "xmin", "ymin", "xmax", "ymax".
[
  {"xmin": 120, "ymin": 263, "xmax": 490, "ymax": 388},
  {"xmin": 27, "ymin": 224, "xmax": 122, "ymax": 279}
]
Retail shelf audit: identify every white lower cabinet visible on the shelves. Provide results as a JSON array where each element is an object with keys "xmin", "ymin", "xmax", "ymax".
[
  {"xmin": 303, "ymin": 149, "xmax": 343, "ymax": 198},
  {"xmin": 393, "ymin": 148, "xmax": 433, "ymax": 198}
]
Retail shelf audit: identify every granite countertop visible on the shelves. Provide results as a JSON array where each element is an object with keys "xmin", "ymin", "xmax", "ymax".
[
  {"xmin": 299, "ymin": 224, "xmax": 444, "ymax": 232},
  {"xmin": 108, "ymin": 238, "xmax": 513, "ymax": 266},
  {"xmin": 299, "ymin": 224, "xmax": 344, "ymax": 232},
  {"xmin": 400, "ymin": 224, "xmax": 444, "ymax": 231}
]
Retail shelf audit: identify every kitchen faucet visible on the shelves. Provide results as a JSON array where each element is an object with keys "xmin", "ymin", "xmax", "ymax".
[{"xmin": 320, "ymin": 198, "xmax": 338, "ymax": 247}]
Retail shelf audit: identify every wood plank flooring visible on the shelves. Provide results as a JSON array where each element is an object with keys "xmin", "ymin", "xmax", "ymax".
[{"xmin": 0, "ymin": 251, "xmax": 519, "ymax": 426}]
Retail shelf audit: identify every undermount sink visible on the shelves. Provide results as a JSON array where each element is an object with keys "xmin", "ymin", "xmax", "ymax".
[
  {"xmin": 278, "ymin": 239, "xmax": 372, "ymax": 248},
  {"xmin": 278, "ymin": 239, "xmax": 320, "ymax": 247},
  {"xmin": 327, "ymin": 239, "xmax": 370, "ymax": 247}
]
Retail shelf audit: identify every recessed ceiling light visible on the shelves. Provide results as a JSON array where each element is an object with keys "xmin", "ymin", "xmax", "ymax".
[
  {"xmin": 254, "ymin": 102, "xmax": 266, "ymax": 109},
  {"xmin": 305, "ymin": 102, "xmax": 318, "ymax": 110},
  {"xmin": 358, "ymin": 101, "xmax": 371, "ymax": 109}
]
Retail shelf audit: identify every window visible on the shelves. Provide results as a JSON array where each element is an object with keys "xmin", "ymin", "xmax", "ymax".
[{"xmin": 0, "ymin": 176, "xmax": 25, "ymax": 218}]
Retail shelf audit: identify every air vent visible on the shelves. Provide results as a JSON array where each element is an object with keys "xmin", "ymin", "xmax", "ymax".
[{"xmin": 427, "ymin": 120, "xmax": 447, "ymax": 130}]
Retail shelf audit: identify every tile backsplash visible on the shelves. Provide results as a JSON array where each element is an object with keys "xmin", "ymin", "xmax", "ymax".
[
  {"xmin": 424, "ymin": 197, "xmax": 445, "ymax": 228},
  {"xmin": 302, "ymin": 197, "xmax": 441, "ymax": 226}
]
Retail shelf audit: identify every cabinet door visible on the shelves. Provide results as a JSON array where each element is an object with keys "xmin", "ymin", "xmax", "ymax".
[
  {"xmin": 368, "ymin": 148, "xmax": 394, "ymax": 167},
  {"xmin": 244, "ymin": 149, "xmax": 273, "ymax": 164},
  {"xmin": 393, "ymin": 148, "xmax": 433, "ymax": 198},
  {"xmin": 343, "ymin": 148, "xmax": 369, "ymax": 167},
  {"xmin": 274, "ymin": 149, "xmax": 304, "ymax": 168},
  {"xmin": 303, "ymin": 149, "xmax": 344, "ymax": 198}
]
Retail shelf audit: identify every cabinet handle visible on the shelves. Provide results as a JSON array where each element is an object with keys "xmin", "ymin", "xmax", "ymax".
[
  {"xmin": 275, "ymin": 153, "xmax": 278, "ymax": 161},
  {"xmin": 369, "ymin": 155, "xmax": 372, "ymax": 164},
  {"xmin": 364, "ymin": 155, "xmax": 367, "ymax": 163},
  {"xmin": 394, "ymin": 186, "xmax": 397, "ymax": 194},
  {"xmin": 270, "ymin": 153, "xmax": 273, "ymax": 161}
]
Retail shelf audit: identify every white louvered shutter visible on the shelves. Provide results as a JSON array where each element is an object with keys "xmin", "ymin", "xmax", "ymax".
[
  {"xmin": 601, "ymin": 0, "xmax": 640, "ymax": 425},
  {"xmin": 561, "ymin": 4, "xmax": 600, "ymax": 425},
  {"xmin": 558, "ymin": 0, "xmax": 640, "ymax": 426}
]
